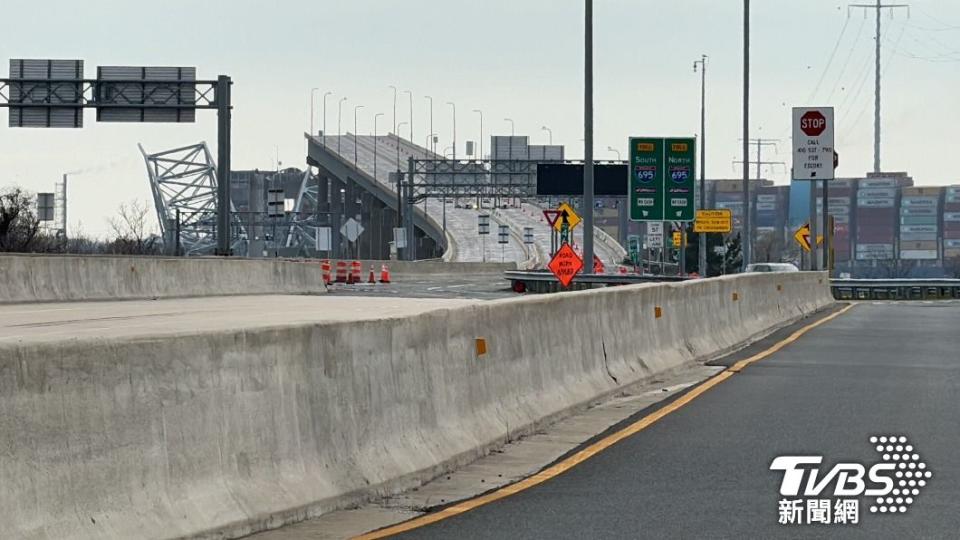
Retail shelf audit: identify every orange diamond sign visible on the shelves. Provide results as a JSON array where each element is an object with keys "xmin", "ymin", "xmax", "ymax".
[{"xmin": 548, "ymin": 243, "xmax": 584, "ymax": 287}]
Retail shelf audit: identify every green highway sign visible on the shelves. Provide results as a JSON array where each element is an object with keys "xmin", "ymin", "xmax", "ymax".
[
  {"xmin": 628, "ymin": 137, "xmax": 664, "ymax": 221},
  {"xmin": 628, "ymin": 136, "xmax": 696, "ymax": 222},
  {"xmin": 664, "ymin": 138, "xmax": 696, "ymax": 221}
]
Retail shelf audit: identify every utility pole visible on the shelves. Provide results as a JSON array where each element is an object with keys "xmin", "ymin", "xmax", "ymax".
[
  {"xmin": 849, "ymin": 1, "xmax": 909, "ymax": 173},
  {"xmin": 742, "ymin": 0, "xmax": 751, "ymax": 272},
  {"xmin": 694, "ymin": 55, "xmax": 707, "ymax": 277},
  {"xmin": 404, "ymin": 90, "xmax": 413, "ymax": 141},
  {"xmin": 389, "ymin": 85, "xmax": 397, "ymax": 135},
  {"xmin": 425, "ymin": 95, "xmax": 434, "ymax": 155}
]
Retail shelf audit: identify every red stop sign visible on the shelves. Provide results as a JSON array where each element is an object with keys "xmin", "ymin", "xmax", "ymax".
[{"xmin": 800, "ymin": 110, "xmax": 827, "ymax": 137}]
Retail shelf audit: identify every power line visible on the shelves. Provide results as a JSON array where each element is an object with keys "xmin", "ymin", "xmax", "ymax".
[
  {"xmin": 806, "ymin": 16, "xmax": 852, "ymax": 103},
  {"xmin": 827, "ymin": 15, "xmax": 868, "ymax": 102}
]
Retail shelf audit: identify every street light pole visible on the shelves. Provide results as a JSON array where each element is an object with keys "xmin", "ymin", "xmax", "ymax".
[
  {"xmin": 389, "ymin": 85, "xmax": 397, "ymax": 135},
  {"xmin": 397, "ymin": 121, "xmax": 408, "ymax": 170},
  {"xmin": 606, "ymin": 146, "xmax": 621, "ymax": 160},
  {"xmin": 504, "ymin": 117, "xmax": 515, "ymax": 136},
  {"xmin": 354, "ymin": 104, "xmax": 364, "ymax": 167},
  {"xmin": 322, "ymin": 91, "xmax": 332, "ymax": 147},
  {"xmin": 374, "ymin": 112, "xmax": 384, "ymax": 180},
  {"xmin": 541, "ymin": 126, "xmax": 553, "ymax": 145},
  {"xmin": 337, "ymin": 97, "xmax": 347, "ymax": 154},
  {"xmin": 447, "ymin": 102, "xmax": 456, "ymax": 161},
  {"xmin": 404, "ymin": 90, "xmax": 413, "ymax": 141},
  {"xmin": 310, "ymin": 87, "xmax": 318, "ymax": 136},
  {"xmin": 741, "ymin": 0, "xmax": 751, "ymax": 272},
  {"xmin": 583, "ymin": 0, "xmax": 595, "ymax": 274},
  {"xmin": 473, "ymin": 109, "xmax": 483, "ymax": 159},
  {"xmin": 425, "ymin": 95, "xmax": 434, "ymax": 156},
  {"xmin": 694, "ymin": 55, "xmax": 708, "ymax": 276}
]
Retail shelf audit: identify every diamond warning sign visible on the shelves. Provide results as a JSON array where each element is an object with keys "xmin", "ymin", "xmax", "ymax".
[{"xmin": 548, "ymin": 243, "xmax": 583, "ymax": 287}]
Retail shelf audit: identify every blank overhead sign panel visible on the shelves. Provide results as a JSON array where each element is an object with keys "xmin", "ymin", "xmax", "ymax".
[
  {"xmin": 536, "ymin": 163, "xmax": 627, "ymax": 196},
  {"xmin": 96, "ymin": 66, "xmax": 197, "ymax": 122},
  {"xmin": 8, "ymin": 59, "xmax": 84, "ymax": 128}
]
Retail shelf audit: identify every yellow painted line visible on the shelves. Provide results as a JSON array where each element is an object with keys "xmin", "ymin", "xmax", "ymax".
[
  {"xmin": 727, "ymin": 303, "xmax": 855, "ymax": 373},
  {"xmin": 354, "ymin": 304, "xmax": 855, "ymax": 540}
]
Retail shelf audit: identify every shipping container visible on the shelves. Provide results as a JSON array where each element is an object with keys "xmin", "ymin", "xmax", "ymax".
[
  {"xmin": 858, "ymin": 178, "xmax": 899, "ymax": 188},
  {"xmin": 943, "ymin": 248, "xmax": 960, "ymax": 259},
  {"xmin": 857, "ymin": 198, "xmax": 895, "ymax": 208},
  {"xmin": 943, "ymin": 212, "xmax": 960, "ymax": 222},
  {"xmin": 901, "ymin": 187, "xmax": 943, "ymax": 197},
  {"xmin": 901, "ymin": 207, "xmax": 938, "ymax": 216},
  {"xmin": 945, "ymin": 239, "xmax": 960, "ymax": 248},
  {"xmin": 944, "ymin": 202, "xmax": 960, "ymax": 211},
  {"xmin": 900, "ymin": 233, "xmax": 938, "ymax": 242},
  {"xmin": 900, "ymin": 250, "xmax": 939, "ymax": 260},
  {"xmin": 756, "ymin": 194, "xmax": 777, "ymax": 203},
  {"xmin": 900, "ymin": 241, "xmax": 938, "ymax": 250},
  {"xmin": 833, "ymin": 214, "xmax": 850, "ymax": 223},
  {"xmin": 900, "ymin": 217, "xmax": 939, "ymax": 226},
  {"xmin": 901, "ymin": 197, "xmax": 938, "ymax": 207},
  {"xmin": 858, "ymin": 188, "xmax": 897, "ymax": 198}
]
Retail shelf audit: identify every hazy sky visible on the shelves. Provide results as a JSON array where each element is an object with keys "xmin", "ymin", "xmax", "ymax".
[{"xmin": 2, "ymin": 0, "xmax": 959, "ymax": 237}]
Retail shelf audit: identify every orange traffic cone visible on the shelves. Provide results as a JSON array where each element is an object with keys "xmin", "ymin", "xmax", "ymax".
[
  {"xmin": 368, "ymin": 265, "xmax": 376, "ymax": 284},
  {"xmin": 350, "ymin": 260, "xmax": 362, "ymax": 284},
  {"xmin": 379, "ymin": 264, "xmax": 391, "ymax": 284},
  {"xmin": 321, "ymin": 259, "xmax": 332, "ymax": 285}
]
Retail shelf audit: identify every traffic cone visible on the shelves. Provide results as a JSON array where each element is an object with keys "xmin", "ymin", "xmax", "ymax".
[
  {"xmin": 368, "ymin": 265, "xmax": 376, "ymax": 284},
  {"xmin": 593, "ymin": 255, "xmax": 605, "ymax": 274},
  {"xmin": 321, "ymin": 259, "xmax": 332, "ymax": 285},
  {"xmin": 335, "ymin": 261, "xmax": 348, "ymax": 283},
  {"xmin": 379, "ymin": 264, "xmax": 391, "ymax": 284},
  {"xmin": 350, "ymin": 260, "xmax": 362, "ymax": 284}
]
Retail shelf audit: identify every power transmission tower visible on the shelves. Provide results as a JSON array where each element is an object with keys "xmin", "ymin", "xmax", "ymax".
[
  {"xmin": 849, "ymin": 1, "xmax": 909, "ymax": 174},
  {"xmin": 740, "ymin": 138, "xmax": 780, "ymax": 180}
]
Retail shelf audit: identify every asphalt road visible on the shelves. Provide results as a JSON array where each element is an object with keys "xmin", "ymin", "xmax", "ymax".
[
  {"xmin": 327, "ymin": 273, "xmax": 517, "ymax": 300},
  {"xmin": 392, "ymin": 301, "xmax": 960, "ymax": 539}
]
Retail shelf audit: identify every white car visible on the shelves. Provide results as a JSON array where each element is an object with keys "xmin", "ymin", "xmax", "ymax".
[{"xmin": 744, "ymin": 262, "xmax": 800, "ymax": 273}]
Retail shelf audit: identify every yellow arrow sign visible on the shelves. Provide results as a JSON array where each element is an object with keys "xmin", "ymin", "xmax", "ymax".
[
  {"xmin": 794, "ymin": 223, "xmax": 812, "ymax": 252},
  {"xmin": 553, "ymin": 202, "xmax": 582, "ymax": 232}
]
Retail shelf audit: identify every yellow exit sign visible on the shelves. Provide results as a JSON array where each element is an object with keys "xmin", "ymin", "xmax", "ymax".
[
  {"xmin": 637, "ymin": 142, "xmax": 655, "ymax": 152},
  {"xmin": 671, "ymin": 143, "xmax": 689, "ymax": 152}
]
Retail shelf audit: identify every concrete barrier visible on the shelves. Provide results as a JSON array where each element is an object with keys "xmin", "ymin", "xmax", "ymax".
[
  {"xmin": 0, "ymin": 254, "xmax": 327, "ymax": 303},
  {"xmin": 0, "ymin": 272, "xmax": 833, "ymax": 539}
]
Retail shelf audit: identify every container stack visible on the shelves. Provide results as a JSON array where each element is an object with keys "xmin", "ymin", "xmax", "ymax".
[
  {"xmin": 899, "ymin": 187, "xmax": 942, "ymax": 262},
  {"xmin": 944, "ymin": 186, "xmax": 960, "ymax": 261},
  {"xmin": 818, "ymin": 179, "xmax": 855, "ymax": 263},
  {"xmin": 855, "ymin": 176, "xmax": 903, "ymax": 262}
]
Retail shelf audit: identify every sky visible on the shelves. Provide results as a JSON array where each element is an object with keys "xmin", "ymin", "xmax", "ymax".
[{"xmin": 2, "ymin": 0, "xmax": 960, "ymax": 237}]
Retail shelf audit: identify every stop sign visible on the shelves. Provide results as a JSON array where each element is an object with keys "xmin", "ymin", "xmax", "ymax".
[{"xmin": 800, "ymin": 110, "xmax": 827, "ymax": 137}]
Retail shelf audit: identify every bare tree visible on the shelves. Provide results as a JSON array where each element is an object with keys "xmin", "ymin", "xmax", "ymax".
[
  {"xmin": 0, "ymin": 187, "xmax": 42, "ymax": 252},
  {"xmin": 106, "ymin": 199, "xmax": 160, "ymax": 255}
]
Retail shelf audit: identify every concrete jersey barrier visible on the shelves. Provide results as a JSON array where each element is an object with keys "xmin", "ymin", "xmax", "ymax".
[
  {"xmin": 0, "ymin": 254, "xmax": 327, "ymax": 303},
  {"xmin": 0, "ymin": 272, "xmax": 834, "ymax": 539}
]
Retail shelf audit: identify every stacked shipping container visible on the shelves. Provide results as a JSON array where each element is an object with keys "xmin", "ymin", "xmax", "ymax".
[
  {"xmin": 817, "ymin": 179, "xmax": 855, "ymax": 263},
  {"xmin": 945, "ymin": 186, "xmax": 960, "ymax": 261},
  {"xmin": 899, "ymin": 187, "xmax": 942, "ymax": 261},
  {"xmin": 855, "ymin": 174, "xmax": 912, "ymax": 261}
]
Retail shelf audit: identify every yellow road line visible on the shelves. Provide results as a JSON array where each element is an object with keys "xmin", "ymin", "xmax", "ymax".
[{"xmin": 354, "ymin": 303, "xmax": 855, "ymax": 539}]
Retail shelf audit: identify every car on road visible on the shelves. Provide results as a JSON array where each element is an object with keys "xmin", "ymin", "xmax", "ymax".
[{"xmin": 744, "ymin": 262, "xmax": 800, "ymax": 273}]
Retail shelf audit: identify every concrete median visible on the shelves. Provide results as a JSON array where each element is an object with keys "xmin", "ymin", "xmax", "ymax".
[
  {"xmin": 0, "ymin": 272, "xmax": 833, "ymax": 539},
  {"xmin": 0, "ymin": 254, "xmax": 327, "ymax": 303}
]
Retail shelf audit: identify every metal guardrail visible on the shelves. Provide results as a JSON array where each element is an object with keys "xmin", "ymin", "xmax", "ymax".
[{"xmin": 830, "ymin": 279, "xmax": 960, "ymax": 301}]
